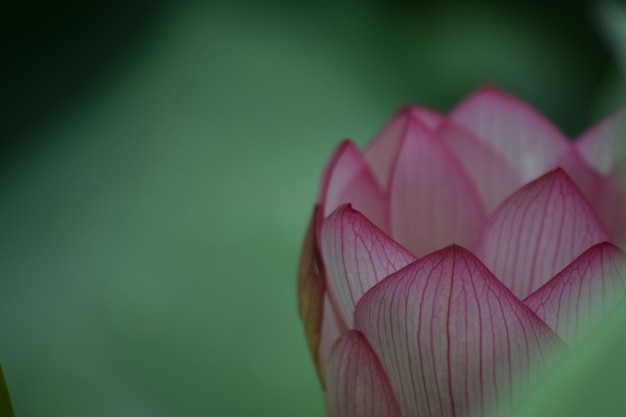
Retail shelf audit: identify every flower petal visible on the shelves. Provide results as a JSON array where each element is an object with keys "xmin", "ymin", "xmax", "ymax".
[
  {"xmin": 475, "ymin": 169, "xmax": 609, "ymax": 299},
  {"xmin": 449, "ymin": 86, "xmax": 570, "ymax": 182},
  {"xmin": 554, "ymin": 148, "xmax": 602, "ymax": 203},
  {"xmin": 326, "ymin": 330, "xmax": 402, "ymax": 417},
  {"xmin": 389, "ymin": 118, "xmax": 487, "ymax": 257},
  {"xmin": 318, "ymin": 140, "xmax": 388, "ymax": 235},
  {"xmin": 409, "ymin": 107, "xmax": 445, "ymax": 130},
  {"xmin": 321, "ymin": 204, "xmax": 416, "ymax": 327},
  {"xmin": 318, "ymin": 294, "xmax": 345, "ymax": 384},
  {"xmin": 437, "ymin": 120, "xmax": 522, "ymax": 213},
  {"xmin": 594, "ymin": 160, "xmax": 626, "ymax": 247},
  {"xmin": 575, "ymin": 109, "xmax": 626, "ymax": 175},
  {"xmin": 354, "ymin": 246, "xmax": 563, "ymax": 417},
  {"xmin": 364, "ymin": 107, "xmax": 444, "ymax": 188},
  {"xmin": 524, "ymin": 243, "xmax": 626, "ymax": 345},
  {"xmin": 297, "ymin": 208, "xmax": 327, "ymax": 382},
  {"xmin": 364, "ymin": 109, "xmax": 411, "ymax": 188}
]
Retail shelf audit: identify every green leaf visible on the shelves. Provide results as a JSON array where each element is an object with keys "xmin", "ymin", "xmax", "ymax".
[{"xmin": 0, "ymin": 365, "xmax": 13, "ymax": 417}]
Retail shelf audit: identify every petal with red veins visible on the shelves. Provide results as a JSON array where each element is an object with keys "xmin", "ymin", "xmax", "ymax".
[
  {"xmin": 595, "ymin": 160, "xmax": 626, "ymax": 247},
  {"xmin": 575, "ymin": 109, "xmax": 626, "ymax": 175},
  {"xmin": 365, "ymin": 107, "xmax": 444, "ymax": 188},
  {"xmin": 555, "ymin": 148, "xmax": 602, "ymax": 203},
  {"xmin": 389, "ymin": 118, "xmax": 487, "ymax": 257},
  {"xmin": 437, "ymin": 120, "xmax": 522, "ymax": 213},
  {"xmin": 321, "ymin": 204, "xmax": 416, "ymax": 327},
  {"xmin": 317, "ymin": 140, "xmax": 388, "ymax": 235},
  {"xmin": 524, "ymin": 243, "xmax": 626, "ymax": 345},
  {"xmin": 475, "ymin": 169, "xmax": 609, "ymax": 299},
  {"xmin": 354, "ymin": 246, "xmax": 563, "ymax": 417},
  {"xmin": 318, "ymin": 294, "xmax": 346, "ymax": 383},
  {"xmin": 326, "ymin": 330, "xmax": 402, "ymax": 417},
  {"xmin": 449, "ymin": 86, "xmax": 570, "ymax": 182}
]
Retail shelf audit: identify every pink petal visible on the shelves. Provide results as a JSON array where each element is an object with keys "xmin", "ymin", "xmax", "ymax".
[
  {"xmin": 475, "ymin": 169, "xmax": 609, "ymax": 299},
  {"xmin": 524, "ymin": 243, "xmax": 626, "ymax": 345},
  {"xmin": 326, "ymin": 330, "xmax": 402, "ymax": 417},
  {"xmin": 409, "ymin": 107, "xmax": 445, "ymax": 130},
  {"xmin": 354, "ymin": 246, "xmax": 563, "ymax": 417},
  {"xmin": 594, "ymin": 160, "xmax": 626, "ymax": 247},
  {"xmin": 389, "ymin": 118, "xmax": 487, "ymax": 257},
  {"xmin": 437, "ymin": 120, "xmax": 523, "ymax": 213},
  {"xmin": 554, "ymin": 148, "xmax": 602, "ymax": 203},
  {"xmin": 321, "ymin": 204, "xmax": 416, "ymax": 327},
  {"xmin": 575, "ymin": 109, "xmax": 626, "ymax": 175},
  {"xmin": 449, "ymin": 86, "xmax": 570, "ymax": 182},
  {"xmin": 364, "ymin": 109, "xmax": 411, "ymax": 188},
  {"xmin": 318, "ymin": 294, "xmax": 346, "ymax": 380},
  {"xmin": 317, "ymin": 140, "xmax": 388, "ymax": 235},
  {"xmin": 365, "ymin": 107, "xmax": 444, "ymax": 188}
]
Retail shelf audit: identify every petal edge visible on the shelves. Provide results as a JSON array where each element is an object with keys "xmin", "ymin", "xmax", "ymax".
[
  {"xmin": 326, "ymin": 330, "xmax": 402, "ymax": 417},
  {"xmin": 475, "ymin": 169, "xmax": 609, "ymax": 299},
  {"xmin": 524, "ymin": 242, "xmax": 626, "ymax": 345},
  {"xmin": 355, "ymin": 245, "xmax": 563, "ymax": 417}
]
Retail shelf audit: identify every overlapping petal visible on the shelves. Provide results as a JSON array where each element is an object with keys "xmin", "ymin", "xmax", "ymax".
[
  {"xmin": 326, "ymin": 330, "xmax": 402, "ymax": 417},
  {"xmin": 475, "ymin": 169, "xmax": 608, "ymax": 299},
  {"xmin": 318, "ymin": 294, "xmax": 345, "ymax": 382},
  {"xmin": 409, "ymin": 107, "xmax": 445, "ymax": 130},
  {"xmin": 594, "ymin": 161, "xmax": 626, "ymax": 247},
  {"xmin": 437, "ymin": 120, "xmax": 522, "ymax": 212},
  {"xmin": 321, "ymin": 204, "xmax": 416, "ymax": 327},
  {"xmin": 449, "ymin": 87, "xmax": 570, "ymax": 182},
  {"xmin": 554, "ymin": 149, "xmax": 602, "ymax": 203},
  {"xmin": 365, "ymin": 107, "xmax": 445, "ymax": 189},
  {"xmin": 389, "ymin": 118, "xmax": 487, "ymax": 257},
  {"xmin": 575, "ymin": 110, "xmax": 626, "ymax": 175},
  {"xmin": 524, "ymin": 243, "xmax": 626, "ymax": 345},
  {"xmin": 572, "ymin": 111, "xmax": 626, "ymax": 241},
  {"xmin": 300, "ymin": 88, "xmax": 626, "ymax": 416},
  {"xmin": 318, "ymin": 140, "xmax": 388, "ymax": 234},
  {"xmin": 364, "ymin": 108, "xmax": 412, "ymax": 188},
  {"xmin": 354, "ymin": 246, "xmax": 563, "ymax": 417}
]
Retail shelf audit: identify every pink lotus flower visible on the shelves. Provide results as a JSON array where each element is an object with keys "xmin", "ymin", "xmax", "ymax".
[{"xmin": 298, "ymin": 87, "xmax": 626, "ymax": 417}]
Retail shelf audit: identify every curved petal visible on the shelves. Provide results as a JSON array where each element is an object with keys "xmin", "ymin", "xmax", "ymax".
[
  {"xmin": 321, "ymin": 204, "xmax": 416, "ymax": 327},
  {"xmin": 326, "ymin": 330, "xmax": 402, "ymax": 417},
  {"xmin": 354, "ymin": 246, "xmax": 563, "ymax": 417},
  {"xmin": 364, "ymin": 108, "xmax": 412, "ymax": 188},
  {"xmin": 389, "ymin": 118, "xmax": 487, "ymax": 257},
  {"xmin": 554, "ymin": 148, "xmax": 602, "ymax": 203},
  {"xmin": 317, "ymin": 140, "xmax": 388, "ymax": 236},
  {"xmin": 575, "ymin": 109, "xmax": 626, "ymax": 175},
  {"xmin": 364, "ymin": 107, "xmax": 444, "ymax": 189},
  {"xmin": 409, "ymin": 107, "xmax": 445, "ymax": 130},
  {"xmin": 297, "ymin": 208, "xmax": 327, "ymax": 382},
  {"xmin": 524, "ymin": 243, "xmax": 626, "ymax": 345},
  {"xmin": 297, "ymin": 211, "xmax": 350, "ymax": 382},
  {"xmin": 437, "ymin": 120, "xmax": 522, "ymax": 213},
  {"xmin": 594, "ymin": 160, "xmax": 626, "ymax": 248},
  {"xmin": 475, "ymin": 169, "xmax": 609, "ymax": 299},
  {"xmin": 318, "ymin": 294, "xmax": 345, "ymax": 384},
  {"xmin": 449, "ymin": 86, "xmax": 570, "ymax": 182}
]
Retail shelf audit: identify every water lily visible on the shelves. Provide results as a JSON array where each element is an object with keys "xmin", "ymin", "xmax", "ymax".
[{"xmin": 298, "ymin": 87, "xmax": 626, "ymax": 417}]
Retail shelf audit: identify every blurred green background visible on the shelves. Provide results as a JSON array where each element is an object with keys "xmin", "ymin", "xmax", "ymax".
[{"xmin": 0, "ymin": 1, "xmax": 625, "ymax": 416}]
